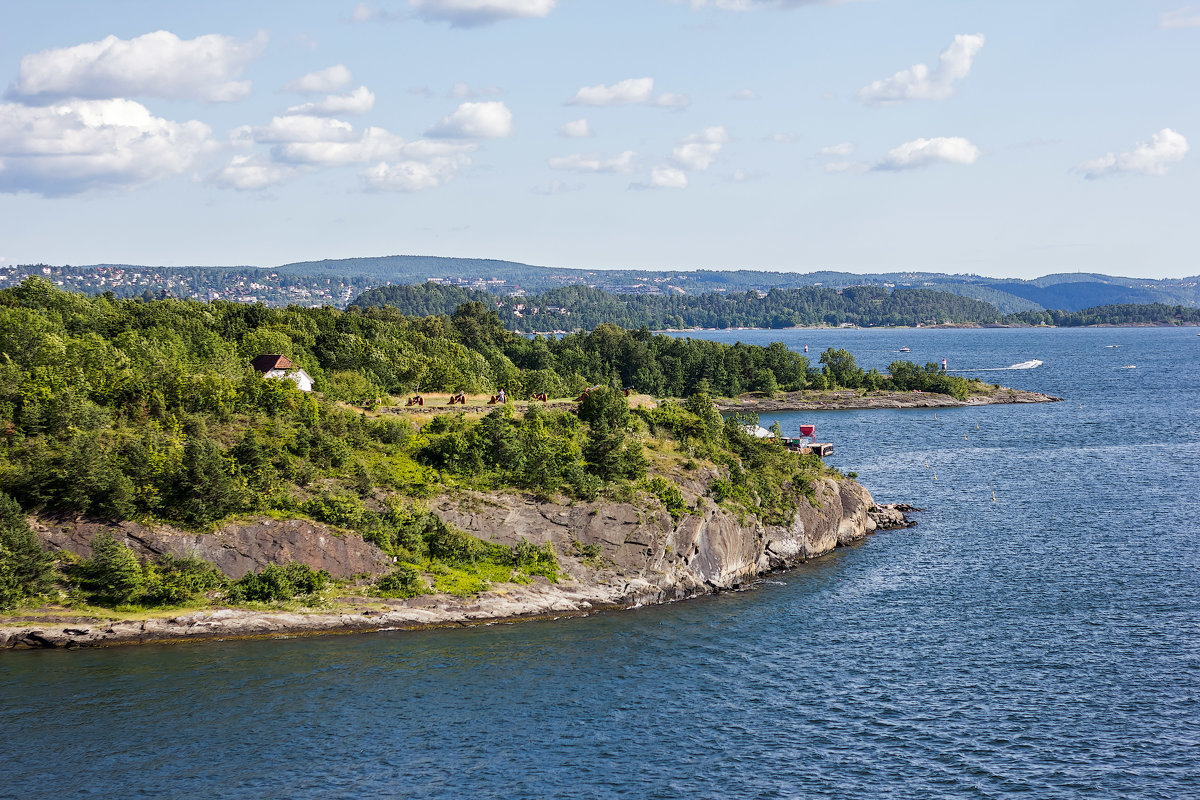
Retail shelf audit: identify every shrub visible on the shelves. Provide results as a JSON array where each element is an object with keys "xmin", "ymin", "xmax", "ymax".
[
  {"xmin": 373, "ymin": 565, "xmax": 429, "ymax": 598},
  {"xmin": 142, "ymin": 554, "xmax": 227, "ymax": 605},
  {"xmin": 227, "ymin": 562, "xmax": 330, "ymax": 603}
]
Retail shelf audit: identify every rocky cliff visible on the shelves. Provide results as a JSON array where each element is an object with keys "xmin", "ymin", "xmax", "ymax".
[{"xmin": 3, "ymin": 478, "xmax": 906, "ymax": 649}]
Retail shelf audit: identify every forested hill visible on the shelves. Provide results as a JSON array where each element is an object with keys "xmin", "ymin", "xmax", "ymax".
[
  {"xmin": 351, "ymin": 283, "xmax": 1005, "ymax": 330},
  {"xmin": 1005, "ymin": 303, "xmax": 1200, "ymax": 327}
]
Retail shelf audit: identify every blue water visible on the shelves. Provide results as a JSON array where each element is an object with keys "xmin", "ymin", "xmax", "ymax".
[{"xmin": 3, "ymin": 327, "xmax": 1199, "ymax": 799}]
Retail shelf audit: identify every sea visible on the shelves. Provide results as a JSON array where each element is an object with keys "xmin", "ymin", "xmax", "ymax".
[{"xmin": 2, "ymin": 327, "xmax": 1198, "ymax": 799}]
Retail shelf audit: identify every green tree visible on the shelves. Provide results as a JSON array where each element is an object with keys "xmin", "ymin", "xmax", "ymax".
[
  {"xmin": 76, "ymin": 531, "xmax": 144, "ymax": 604},
  {"xmin": 819, "ymin": 348, "xmax": 863, "ymax": 389},
  {"xmin": 0, "ymin": 490, "xmax": 56, "ymax": 608}
]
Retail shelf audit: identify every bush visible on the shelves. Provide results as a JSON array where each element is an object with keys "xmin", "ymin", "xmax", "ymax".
[
  {"xmin": 227, "ymin": 562, "xmax": 330, "ymax": 603},
  {"xmin": 646, "ymin": 476, "xmax": 688, "ymax": 520},
  {"xmin": 142, "ymin": 555, "xmax": 228, "ymax": 605},
  {"xmin": 373, "ymin": 565, "xmax": 429, "ymax": 598},
  {"xmin": 510, "ymin": 539, "xmax": 558, "ymax": 581}
]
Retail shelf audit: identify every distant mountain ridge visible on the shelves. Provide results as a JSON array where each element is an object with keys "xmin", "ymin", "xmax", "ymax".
[
  {"xmin": 8, "ymin": 255, "xmax": 1198, "ymax": 313},
  {"xmin": 278, "ymin": 255, "xmax": 1200, "ymax": 313}
]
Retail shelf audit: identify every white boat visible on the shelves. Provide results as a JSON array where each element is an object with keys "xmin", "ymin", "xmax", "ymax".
[{"xmin": 899, "ymin": 346, "xmax": 910, "ymax": 352}]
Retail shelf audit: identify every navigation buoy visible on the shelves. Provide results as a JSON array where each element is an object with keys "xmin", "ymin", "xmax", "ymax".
[
  {"xmin": 933, "ymin": 471, "xmax": 938, "ymax": 481},
  {"xmin": 992, "ymin": 491, "xmax": 996, "ymax": 502},
  {"xmin": 926, "ymin": 461, "xmax": 930, "ymax": 470},
  {"xmin": 964, "ymin": 434, "xmax": 968, "ymax": 440},
  {"xmin": 976, "ymin": 422, "xmax": 979, "ymax": 430}
]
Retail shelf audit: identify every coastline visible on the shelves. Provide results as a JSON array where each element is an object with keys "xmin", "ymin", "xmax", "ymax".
[
  {"xmin": 1, "ymin": 485, "xmax": 915, "ymax": 650},
  {"xmin": 716, "ymin": 387, "xmax": 1062, "ymax": 413}
]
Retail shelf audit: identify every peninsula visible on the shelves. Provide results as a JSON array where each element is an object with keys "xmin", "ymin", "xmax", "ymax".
[{"xmin": 0, "ymin": 280, "xmax": 1040, "ymax": 649}]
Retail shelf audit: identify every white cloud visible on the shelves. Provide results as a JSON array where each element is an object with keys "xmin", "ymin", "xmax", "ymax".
[
  {"xmin": 732, "ymin": 88, "xmax": 759, "ymax": 100},
  {"xmin": 9, "ymin": 30, "xmax": 265, "ymax": 103},
  {"xmin": 566, "ymin": 77, "xmax": 690, "ymax": 108},
  {"xmin": 649, "ymin": 166, "xmax": 688, "ymax": 188},
  {"xmin": 449, "ymin": 82, "xmax": 503, "ymax": 99},
  {"xmin": 287, "ymin": 86, "xmax": 376, "ymax": 116},
  {"xmin": 671, "ymin": 126, "xmax": 729, "ymax": 171},
  {"xmin": 559, "ymin": 118, "xmax": 593, "ymax": 138},
  {"xmin": 284, "ymin": 65, "xmax": 353, "ymax": 94},
  {"xmin": 0, "ymin": 99, "xmax": 212, "ymax": 196},
  {"xmin": 820, "ymin": 141, "xmax": 855, "ymax": 156},
  {"xmin": 425, "ymin": 101, "xmax": 513, "ymax": 138},
  {"xmin": 857, "ymin": 34, "xmax": 985, "ymax": 105},
  {"xmin": 360, "ymin": 154, "xmax": 471, "ymax": 191},
  {"xmin": 210, "ymin": 154, "xmax": 299, "ymax": 190},
  {"xmin": 1077, "ymin": 128, "xmax": 1189, "ymax": 179},
  {"xmin": 253, "ymin": 115, "xmax": 357, "ymax": 144},
  {"xmin": 548, "ymin": 151, "xmax": 636, "ymax": 173},
  {"xmin": 874, "ymin": 136, "xmax": 980, "ymax": 170},
  {"xmin": 769, "ymin": 132, "xmax": 796, "ymax": 143},
  {"xmin": 409, "ymin": 0, "xmax": 557, "ymax": 27},
  {"xmin": 1160, "ymin": 6, "xmax": 1200, "ymax": 28}
]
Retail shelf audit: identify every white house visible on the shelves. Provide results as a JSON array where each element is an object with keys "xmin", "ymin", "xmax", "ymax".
[{"xmin": 250, "ymin": 354, "xmax": 313, "ymax": 392}]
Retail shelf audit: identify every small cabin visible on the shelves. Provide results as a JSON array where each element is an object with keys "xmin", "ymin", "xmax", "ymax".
[{"xmin": 250, "ymin": 354, "xmax": 313, "ymax": 392}]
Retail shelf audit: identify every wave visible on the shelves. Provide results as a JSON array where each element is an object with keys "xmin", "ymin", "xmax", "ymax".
[{"xmin": 950, "ymin": 359, "xmax": 1043, "ymax": 372}]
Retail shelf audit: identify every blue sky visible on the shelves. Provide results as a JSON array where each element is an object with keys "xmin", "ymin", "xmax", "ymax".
[{"xmin": 1, "ymin": 0, "xmax": 1196, "ymax": 279}]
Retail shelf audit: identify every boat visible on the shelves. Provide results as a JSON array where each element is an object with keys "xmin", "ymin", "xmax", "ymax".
[
  {"xmin": 899, "ymin": 346, "xmax": 910, "ymax": 353},
  {"xmin": 1123, "ymin": 365, "xmax": 1136, "ymax": 369},
  {"xmin": 1106, "ymin": 345, "xmax": 1120, "ymax": 348}
]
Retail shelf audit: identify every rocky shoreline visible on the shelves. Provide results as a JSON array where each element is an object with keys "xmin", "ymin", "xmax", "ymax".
[
  {"xmin": 717, "ymin": 387, "xmax": 1062, "ymax": 413},
  {"xmin": 1, "ymin": 484, "xmax": 916, "ymax": 650}
]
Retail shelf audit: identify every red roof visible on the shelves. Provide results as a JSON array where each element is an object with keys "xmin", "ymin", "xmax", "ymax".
[{"xmin": 250, "ymin": 354, "xmax": 295, "ymax": 372}]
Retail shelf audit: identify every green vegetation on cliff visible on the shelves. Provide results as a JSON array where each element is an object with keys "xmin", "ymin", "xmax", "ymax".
[{"xmin": 0, "ymin": 278, "xmax": 853, "ymax": 610}]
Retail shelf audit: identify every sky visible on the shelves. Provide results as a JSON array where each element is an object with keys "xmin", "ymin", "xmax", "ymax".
[{"xmin": 0, "ymin": 0, "xmax": 1197, "ymax": 279}]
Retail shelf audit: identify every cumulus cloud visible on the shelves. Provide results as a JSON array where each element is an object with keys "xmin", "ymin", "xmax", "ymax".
[
  {"xmin": 1076, "ymin": 128, "xmax": 1189, "ymax": 179},
  {"xmin": 0, "ymin": 99, "xmax": 212, "ymax": 196},
  {"xmin": 409, "ymin": 0, "xmax": 557, "ymax": 27},
  {"xmin": 559, "ymin": 118, "xmax": 593, "ymax": 138},
  {"xmin": 425, "ymin": 101, "xmax": 513, "ymax": 138},
  {"xmin": 360, "ymin": 154, "xmax": 472, "ymax": 191},
  {"xmin": 284, "ymin": 65, "xmax": 353, "ymax": 94},
  {"xmin": 1160, "ymin": 6, "xmax": 1200, "ymax": 28},
  {"xmin": 873, "ymin": 136, "xmax": 980, "ymax": 170},
  {"xmin": 732, "ymin": 88, "xmax": 759, "ymax": 100},
  {"xmin": 548, "ymin": 151, "xmax": 636, "ymax": 173},
  {"xmin": 253, "ymin": 115, "xmax": 357, "ymax": 144},
  {"xmin": 8, "ymin": 30, "xmax": 265, "ymax": 103},
  {"xmin": 769, "ymin": 132, "xmax": 796, "ymax": 143},
  {"xmin": 649, "ymin": 166, "xmax": 688, "ymax": 189},
  {"xmin": 210, "ymin": 154, "xmax": 299, "ymax": 190},
  {"xmin": 857, "ymin": 34, "xmax": 985, "ymax": 105},
  {"xmin": 671, "ymin": 126, "xmax": 729, "ymax": 171},
  {"xmin": 566, "ymin": 77, "xmax": 690, "ymax": 108},
  {"xmin": 820, "ymin": 141, "xmax": 855, "ymax": 156},
  {"xmin": 286, "ymin": 86, "xmax": 376, "ymax": 116},
  {"xmin": 216, "ymin": 111, "xmax": 478, "ymax": 192}
]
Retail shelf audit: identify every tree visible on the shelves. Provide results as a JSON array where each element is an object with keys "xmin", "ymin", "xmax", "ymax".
[
  {"xmin": 0, "ymin": 490, "xmax": 56, "ymax": 608},
  {"xmin": 76, "ymin": 531, "xmax": 144, "ymax": 605},
  {"xmin": 579, "ymin": 386, "xmax": 646, "ymax": 481},
  {"xmin": 819, "ymin": 348, "xmax": 863, "ymax": 389}
]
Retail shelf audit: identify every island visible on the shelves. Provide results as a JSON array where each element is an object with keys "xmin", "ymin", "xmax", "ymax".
[{"xmin": 0, "ymin": 279, "xmax": 1040, "ymax": 649}]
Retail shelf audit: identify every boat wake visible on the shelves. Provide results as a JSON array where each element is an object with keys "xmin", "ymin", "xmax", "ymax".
[{"xmin": 950, "ymin": 359, "xmax": 1044, "ymax": 372}]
